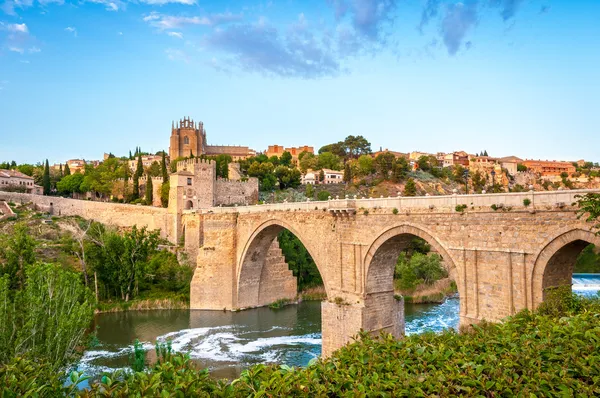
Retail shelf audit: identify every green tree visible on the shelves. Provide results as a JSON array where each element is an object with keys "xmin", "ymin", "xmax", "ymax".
[
  {"xmin": 317, "ymin": 152, "xmax": 342, "ymax": 170},
  {"xmin": 56, "ymin": 173, "xmax": 84, "ymax": 196},
  {"xmin": 135, "ymin": 154, "xmax": 144, "ymax": 178},
  {"xmin": 343, "ymin": 162, "xmax": 352, "ymax": 183},
  {"xmin": 16, "ymin": 164, "xmax": 34, "ymax": 177},
  {"xmin": 147, "ymin": 161, "xmax": 161, "ymax": 177},
  {"xmin": 517, "ymin": 163, "xmax": 527, "ymax": 172},
  {"xmin": 375, "ymin": 152, "xmax": 396, "ymax": 179},
  {"xmin": 0, "ymin": 264, "xmax": 95, "ymax": 370},
  {"xmin": 42, "ymin": 159, "xmax": 51, "ymax": 195},
  {"xmin": 392, "ymin": 158, "xmax": 409, "ymax": 182},
  {"xmin": 576, "ymin": 193, "xmax": 600, "ymax": 233},
  {"xmin": 274, "ymin": 166, "xmax": 301, "ymax": 189},
  {"xmin": 357, "ymin": 154, "xmax": 374, "ymax": 177},
  {"xmin": 403, "ymin": 178, "xmax": 417, "ymax": 197},
  {"xmin": 299, "ymin": 153, "xmax": 318, "ymax": 173},
  {"xmin": 161, "ymin": 151, "xmax": 169, "ymax": 183},
  {"xmin": 305, "ymin": 184, "xmax": 314, "ymax": 199},
  {"xmin": 145, "ymin": 174, "xmax": 153, "ymax": 205},
  {"xmin": 319, "ymin": 169, "xmax": 325, "ymax": 183},
  {"xmin": 280, "ymin": 151, "xmax": 293, "ymax": 167},
  {"xmin": 0, "ymin": 224, "xmax": 37, "ymax": 290},
  {"xmin": 63, "ymin": 163, "xmax": 71, "ymax": 176},
  {"xmin": 471, "ymin": 170, "xmax": 485, "ymax": 193},
  {"xmin": 317, "ymin": 190, "xmax": 331, "ymax": 201},
  {"xmin": 343, "ymin": 135, "xmax": 371, "ymax": 159},
  {"xmin": 161, "ymin": 181, "xmax": 170, "ymax": 208}
]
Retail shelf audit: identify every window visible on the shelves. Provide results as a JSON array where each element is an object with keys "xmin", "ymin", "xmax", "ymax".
[
  {"xmin": 183, "ymin": 136, "xmax": 190, "ymax": 145},
  {"xmin": 187, "ymin": 178, "xmax": 192, "ymax": 186}
]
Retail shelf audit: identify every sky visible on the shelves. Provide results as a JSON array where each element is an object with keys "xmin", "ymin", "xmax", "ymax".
[{"xmin": 0, "ymin": 0, "xmax": 599, "ymax": 165}]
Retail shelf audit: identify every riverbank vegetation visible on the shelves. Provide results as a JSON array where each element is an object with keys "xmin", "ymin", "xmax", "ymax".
[{"xmin": 2, "ymin": 287, "xmax": 600, "ymax": 396}]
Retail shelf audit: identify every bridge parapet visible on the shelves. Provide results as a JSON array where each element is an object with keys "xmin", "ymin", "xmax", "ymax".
[{"xmin": 195, "ymin": 189, "xmax": 599, "ymax": 214}]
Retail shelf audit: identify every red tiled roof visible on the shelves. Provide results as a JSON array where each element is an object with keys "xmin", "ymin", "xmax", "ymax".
[{"xmin": 0, "ymin": 169, "xmax": 34, "ymax": 180}]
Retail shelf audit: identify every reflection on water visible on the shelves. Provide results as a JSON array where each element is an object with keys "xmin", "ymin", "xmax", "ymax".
[{"xmin": 81, "ymin": 274, "xmax": 599, "ymax": 380}]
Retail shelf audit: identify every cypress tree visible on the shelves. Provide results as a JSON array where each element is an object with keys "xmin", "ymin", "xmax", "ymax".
[
  {"xmin": 129, "ymin": 150, "xmax": 133, "ymax": 160},
  {"xmin": 42, "ymin": 159, "xmax": 51, "ymax": 195},
  {"xmin": 343, "ymin": 163, "xmax": 352, "ymax": 184},
  {"xmin": 145, "ymin": 173, "xmax": 153, "ymax": 205},
  {"xmin": 59, "ymin": 164, "xmax": 63, "ymax": 179},
  {"xmin": 132, "ymin": 171, "xmax": 139, "ymax": 201},
  {"xmin": 483, "ymin": 150, "xmax": 489, "ymax": 156},
  {"xmin": 189, "ymin": 149, "xmax": 194, "ymax": 159},
  {"xmin": 64, "ymin": 163, "xmax": 71, "ymax": 176},
  {"xmin": 403, "ymin": 178, "xmax": 417, "ymax": 197},
  {"xmin": 135, "ymin": 154, "xmax": 143, "ymax": 178},
  {"xmin": 161, "ymin": 151, "xmax": 168, "ymax": 183}
]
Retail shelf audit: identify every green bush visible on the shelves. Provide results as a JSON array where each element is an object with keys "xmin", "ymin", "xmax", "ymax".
[
  {"xmin": 394, "ymin": 252, "xmax": 447, "ymax": 290},
  {"xmin": 523, "ymin": 198, "xmax": 531, "ymax": 207},
  {"xmin": 316, "ymin": 190, "xmax": 331, "ymax": 201},
  {"xmin": 392, "ymin": 207, "xmax": 398, "ymax": 215},
  {"xmin": 455, "ymin": 204, "xmax": 467, "ymax": 212}
]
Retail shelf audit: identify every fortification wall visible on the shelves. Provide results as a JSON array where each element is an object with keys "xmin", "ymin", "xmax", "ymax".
[
  {"xmin": 215, "ymin": 178, "xmax": 259, "ymax": 206},
  {"xmin": 0, "ymin": 192, "xmax": 174, "ymax": 240}
]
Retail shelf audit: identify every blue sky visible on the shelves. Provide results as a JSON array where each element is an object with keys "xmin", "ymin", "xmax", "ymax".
[{"xmin": 1, "ymin": 0, "xmax": 599, "ymax": 165}]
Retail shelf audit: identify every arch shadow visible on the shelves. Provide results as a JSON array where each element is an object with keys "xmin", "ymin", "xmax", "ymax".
[{"xmin": 236, "ymin": 219, "xmax": 328, "ymax": 309}]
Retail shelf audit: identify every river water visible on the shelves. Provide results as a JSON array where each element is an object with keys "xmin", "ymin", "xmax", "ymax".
[{"xmin": 80, "ymin": 274, "xmax": 600, "ymax": 380}]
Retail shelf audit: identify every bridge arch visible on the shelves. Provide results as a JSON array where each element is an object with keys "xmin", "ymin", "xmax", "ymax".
[
  {"xmin": 362, "ymin": 224, "xmax": 460, "ymax": 336},
  {"xmin": 531, "ymin": 228, "xmax": 600, "ymax": 307},
  {"xmin": 236, "ymin": 219, "xmax": 328, "ymax": 309}
]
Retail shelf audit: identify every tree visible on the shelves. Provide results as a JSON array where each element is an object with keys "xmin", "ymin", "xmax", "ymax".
[
  {"xmin": 343, "ymin": 163, "xmax": 352, "ymax": 183},
  {"xmin": 319, "ymin": 169, "xmax": 325, "ymax": 183},
  {"xmin": 375, "ymin": 152, "xmax": 396, "ymax": 179},
  {"xmin": 161, "ymin": 151, "xmax": 169, "ymax": 183},
  {"xmin": 317, "ymin": 190, "xmax": 331, "ymax": 201},
  {"xmin": 343, "ymin": 135, "xmax": 371, "ymax": 158},
  {"xmin": 0, "ymin": 263, "xmax": 95, "ymax": 371},
  {"xmin": 145, "ymin": 174, "xmax": 154, "ymax": 205},
  {"xmin": 576, "ymin": 193, "xmax": 600, "ymax": 233},
  {"xmin": 42, "ymin": 159, "xmax": 51, "ymax": 195},
  {"xmin": 58, "ymin": 164, "xmax": 63, "ymax": 179},
  {"xmin": 317, "ymin": 152, "xmax": 342, "ymax": 170},
  {"xmin": 160, "ymin": 181, "xmax": 170, "ymax": 208},
  {"xmin": 318, "ymin": 142, "xmax": 346, "ymax": 157},
  {"xmin": 357, "ymin": 155, "xmax": 374, "ymax": 177},
  {"xmin": 274, "ymin": 166, "xmax": 301, "ymax": 189},
  {"xmin": 483, "ymin": 150, "xmax": 489, "ymax": 156},
  {"xmin": 299, "ymin": 153, "xmax": 318, "ymax": 173},
  {"xmin": 403, "ymin": 178, "xmax": 417, "ymax": 197},
  {"xmin": 64, "ymin": 163, "xmax": 71, "ymax": 176},
  {"xmin": 132, "ymin": 171, "xmax": 140, "ymax": 201},
  {"xmin": 280, "ymin": 151, "xmax": 293, "ymax": 167},
  {"xmin": 56, "ymin": 173, "xmax": 84, "ymax": 196},
  {"xmin": 471, "ymin": 170, "xmax": 485, "ymax": 193},
  {"xmin": 135, "ymin": 154, "xmax": 144, "ymax": 178},
  {"xmin": 392, "ymin": 158, "xmax": 409, "ymax": 182},
  {"xmin": 277, "ymin": 230, "xmax": 322, "ymax": 290},
  {"xmin": 0, "ymin": 224, "xmax": 36, "ymax": 290},
  {"xmin": 147, "ymin": 161, "xmax": 161, "ymax": 177}
]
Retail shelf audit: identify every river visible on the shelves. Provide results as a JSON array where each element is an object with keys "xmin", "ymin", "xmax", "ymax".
[{"xmin": 79, "ymin": 274, "xmax": 600, "ymax": 380}]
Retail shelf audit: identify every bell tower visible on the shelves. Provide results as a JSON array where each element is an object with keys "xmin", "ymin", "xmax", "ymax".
[{"xmin": 169, "ymin": 117, "xmax": 207, "ymax": 160}]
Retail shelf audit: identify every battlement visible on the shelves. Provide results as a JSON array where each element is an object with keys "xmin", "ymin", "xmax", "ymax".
[
  {"xmin": 172, "ymin": 116, "xmax": 204, "ymax": 132},
  {"xmin": 176, "ymin": 158, "xmax": 216, "ymax": 172}
]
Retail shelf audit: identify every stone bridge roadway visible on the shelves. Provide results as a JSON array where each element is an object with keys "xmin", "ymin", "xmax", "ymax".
[{"xmin": 183, "ymin": 189, "xmax": 600, "ymax": 356}]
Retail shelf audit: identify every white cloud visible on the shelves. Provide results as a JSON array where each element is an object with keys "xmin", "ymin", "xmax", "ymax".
[
  {"xmin": 86, "ymin": 0, "xmax": 123, "ymax": 12},
  {"xmin": 9, "ymin": 46, "xmax": 24, "ymax": 53},
  {"xmin": 65, "ymin": 26, "xmax": 77, "ymax": 36},
  {"xmin": 28, "ymin": 46, "xmax": 41, "ymax": 53},
  {"xmin": 167, "ymin": 31, "xmax": 183, "ymax": 39},
  {"xmin": 7, "ymin": 23, "xmax": 28, "ymax": 34},
  {"xmin": 143, "ymin": 11, "xmax": 242, "ymax": 31},
  {"xmin": 117, "ymin": 31, "xmax": 123, "ymax": 35}
]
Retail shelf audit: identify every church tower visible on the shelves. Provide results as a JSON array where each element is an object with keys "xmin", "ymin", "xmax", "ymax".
[{"xmin": 169, "ymin": 117, "xmax": 207, "ymax": 160}]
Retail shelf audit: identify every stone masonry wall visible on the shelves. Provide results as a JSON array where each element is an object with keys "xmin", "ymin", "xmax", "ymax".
[
  {"xmin": 215, "ymin": 178, "xmax": 259, "ymax": 206},
  {"xmin": 257, "ymin": 239, "xmax": 297, "ymax": 306},
  {"xmin": 0, "ymin": 192, "xmax": 174, "ymax": 240}
]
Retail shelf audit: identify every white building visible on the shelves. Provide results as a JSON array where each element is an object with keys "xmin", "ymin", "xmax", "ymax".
[
  {"xmin": 323, "ymin": 169, "xmax": 344, "ymax": 184},
  {"xmin": 0, "ymin": 169, "xmax": 42, "ymax": 194}
]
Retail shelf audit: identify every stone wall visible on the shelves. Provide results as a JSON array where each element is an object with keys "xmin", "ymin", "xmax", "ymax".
[
  {"xmin": 215, "ymin": 178, "xmax": 259, "ymax": 206},
  {"xmin": 257, "ymin": 239, "xmax": 297, "ymax": 307},
  {"xmin": 0, "ymin": 200, "xmax": 15, "ymax": 221},
  {"xmin": 0, "ymin": 191, "xmax": 174, "ymax": 240}
]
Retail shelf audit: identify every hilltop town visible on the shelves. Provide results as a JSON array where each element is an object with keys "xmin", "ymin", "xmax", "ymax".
[{"xmin": 1, "ymin": 116, "xmax": 599, "ymax": 208}]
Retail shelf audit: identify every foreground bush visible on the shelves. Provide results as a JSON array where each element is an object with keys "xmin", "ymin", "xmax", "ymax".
[{"xmin": 2, "ymin": 292, "xmax": 600, "ymax": 397}]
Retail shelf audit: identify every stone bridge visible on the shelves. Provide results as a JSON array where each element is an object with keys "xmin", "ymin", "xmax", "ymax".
[
  {"xmin": 2, "ymin": 188, "xmax": 599, "ymax": 356},
  {"xmin": 182, "ymin": 189, "xmax": 600, "ymax": 356}
]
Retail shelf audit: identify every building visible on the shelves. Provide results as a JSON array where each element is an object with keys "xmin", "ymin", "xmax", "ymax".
[
  {"xmin": 66, "ymin": 159, "xmax": 86, "ymax": 174},
  {"xmin": 169, "ymin": 117, "xmax": 256, "ymax": 161},
  {"xmin": 521, "ymin": 160, "xmax": 576, "ymax": 177},
  {"xmin": 128, "ymin": 154, "xmax": 164, "ymax": 171},
  {"xmin": 497, "ymin": 156, "xmax": 522, "ymax": 176},
  {"xmin": 441, "ymin": 151, "xmax": 470, "ymax": 168},
  {"xmin": 266, "ymin": 145, "xmax": 314, "ymax": 162},
  {"xmin": 302, "ymin": 170, "xmax": 318, "ymax": 185},
  {"xmin": 372, "ymin": 149, "xmax": 409, "ymax": 159},
  {"xmin": 322, "ymin": 169, "xmax": 344, "ymax": 184},
  {"xmin": 0, "ymin": 170, "xmax": 42, "ymax": 194},
  {"xmin": 409, "ymin": 151, "xmax": 433, "ymax": 161}
]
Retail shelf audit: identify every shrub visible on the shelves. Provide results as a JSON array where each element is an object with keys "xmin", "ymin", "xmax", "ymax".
[
  {"xmin": 392, "ymin": 207, "xmax": 398, "ymax": 215},
  {"xmin": 363, "ymin": 210, "xmax": 369, "ymax": 215},
  {"xmin": 491, "ymin": 204, "xmax": 498, "ymax": 211},
  {"xmin": 523, "ymin": 198, "xmax": 531, "ymax": 207},
  {"xmin": 317, "ymin": 190, "xmax": 331, "ymax": 201},
  {"xmin": 455, "ymin": 204, "xmax": 467, "ymax": 212}
]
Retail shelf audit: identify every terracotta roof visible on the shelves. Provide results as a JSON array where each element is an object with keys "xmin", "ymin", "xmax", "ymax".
[{"xmin": 0, "ymin": 169, "xmax": 34, "ymax": 180}]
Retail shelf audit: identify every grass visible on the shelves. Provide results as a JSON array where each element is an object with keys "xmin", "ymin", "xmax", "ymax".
[
  {"xmin": 268, "ymin": 298, "xmax": 293, "ymax": 309},
  {"xmin": 299, "ymin": 285, "xmax": 327, "ymax": 301},
  {"xmin": 96, "ymin": 296, "xmax": 189, "ymax": 313}
]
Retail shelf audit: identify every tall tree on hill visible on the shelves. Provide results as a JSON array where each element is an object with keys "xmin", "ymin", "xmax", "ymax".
[
  {"xmin": 64, "ymin": 163, "xmax": 71, "ymax": 176},
  {"xmin": 161, "ymin": 151, "xmax": 168, "ymax": 183},
  {"xmin": 135, "ymin": 154, "xmax": 143, "ymax": 178},
  {"xmin": 42, "ymin": 159, "xmax": 51, "ymax": 195},
  {"xmin": 129, "ymin": 150, "xmax": 133, "ymax": 160},
  {"xmin": 403, "ymin": 178, "xmax": 417, "ymax": 197},
  {"xmin": 319, "ymin": 169, "xmax": 325, "ymax": 183},
  {"xmin": 145, "ymin": 173, "xmax": 153, "ymax": 205},
  {"xmin": 483, "ymin": 150, "xmax": 489, "ymax": 156},
  {"xmin": 132, "ymin": 154, "xmax": 143, "ymax": 201},
  {"xmin": 343, "ymin": 162, "xmax": 352, "ymax": 184},
  {"xmin": 58, "ymin": 164, "xmax": 63, "ymax": 179}
]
